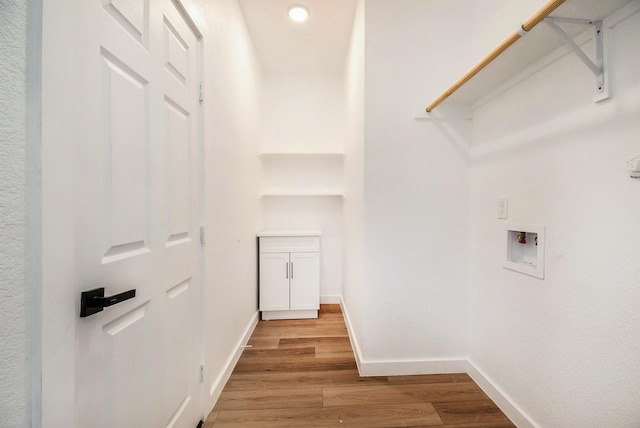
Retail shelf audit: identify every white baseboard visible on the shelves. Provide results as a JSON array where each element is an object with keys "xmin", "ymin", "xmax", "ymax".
[
  {"xmin": 359, "ymin": 358, "xmax": 469, "ymax": 377},
  {"xmin": 340, "ymin": 299, "xmax": 534, "ymax": 426},
  {"xmin": 341, "ymin": 298, "xmax": 468, "ymax": 376},
  {"xmin": 320, "ymin": 295, "xmax": 342, "ymax": 304},
  {"xmin": 466, "ymin": 360, "xmax": 537, "ymax": 428},
  {"xmin": 206, "ymin": 311, "xmax": 259, "ymax": 411},
  {"xmin": 339, "ymin": 297, "xmax": 365, "ymax": 374}
]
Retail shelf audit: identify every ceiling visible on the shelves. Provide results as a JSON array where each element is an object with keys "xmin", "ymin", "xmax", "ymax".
[{"xmin": 238, "ymin": 0, "xmax": 358, "ymax": 75}]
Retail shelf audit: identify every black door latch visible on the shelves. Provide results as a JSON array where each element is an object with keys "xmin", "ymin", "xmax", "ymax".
[{"xmin": 80, "ymin": 287, "xmax": 136, "ymax": 318}]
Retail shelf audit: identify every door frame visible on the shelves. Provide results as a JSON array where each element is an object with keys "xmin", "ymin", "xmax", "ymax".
[{"xmin": 38, "ymin": 1, "xmax": 204, "ymax": 425}]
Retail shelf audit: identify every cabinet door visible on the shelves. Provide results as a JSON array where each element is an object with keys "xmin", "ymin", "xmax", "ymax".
[
  {"xmin": 289, "ymin": 252, "xmax": 320, "ymax": 311},
  {"xmin": 259, "ymin": 253, "xmax": 291, "ymax": 311}
]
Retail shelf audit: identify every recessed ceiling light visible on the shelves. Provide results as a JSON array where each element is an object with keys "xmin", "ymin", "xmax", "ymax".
[{"xmin": 288, "ymin": 5, "xmax": 309, "ymax": 23}]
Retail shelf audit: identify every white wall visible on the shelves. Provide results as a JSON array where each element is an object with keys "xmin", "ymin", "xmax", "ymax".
[
  {"xmin": 471, "ymin": 0, "xmax": 548, "ymax": 62},
  {"xmin": 260, "ymin": 75, "xmax": 345, "ymax": 302},
  {"xmin": 361, "ymin": 0, "xmax": 472, "ymax": 365},
  {"xmin": 468, "ymin": 4, "xmax": 640, "ymax": 427},
  {"xmin": 193, "ymin": 0, "xmax": 264, "ymax": 412},
  {"xmin": 261, "ymin": 75, "xmax": 344, "ymax": 153},
  {"xmin": 342, "ymin": 0, "xmax": 365, "ymax": 354},
  {"xmin": 0, "ymin": 1, "xmax": 30, "ymax": 426}
]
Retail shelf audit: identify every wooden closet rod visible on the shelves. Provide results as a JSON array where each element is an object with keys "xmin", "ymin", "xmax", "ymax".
[{"xmin": 425, "ymin": 0, "xmax": 567, "ymax": 112}]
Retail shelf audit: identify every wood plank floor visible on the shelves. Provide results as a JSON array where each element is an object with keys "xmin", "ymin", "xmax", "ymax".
[{"xmin": 204, "ymin": 305, "xmax": 515, "ymax": 427}]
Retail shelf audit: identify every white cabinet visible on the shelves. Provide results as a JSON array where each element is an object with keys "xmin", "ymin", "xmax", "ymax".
[{"xmin": 258, "ymin": 231, "xmax": 320, "ymax": 320}]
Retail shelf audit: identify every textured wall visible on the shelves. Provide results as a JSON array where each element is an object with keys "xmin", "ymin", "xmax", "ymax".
[
  {"xmin": 362, "ymin": 0, "xmax": 472, "ymax": 362},
  {"xmin": 469, "ymin": 5, "xmax": 640, "ymax": 427},
  {"xmin": 195, "ymin": 0, "xmax": 265, "ymax": 414},
  {"xmin": 0, "ymin": 0, "xmax": 29, "ymax": 427},
  {"xmin": 342, "ymin": 0, "xmax": 365, "ymax": 351}
]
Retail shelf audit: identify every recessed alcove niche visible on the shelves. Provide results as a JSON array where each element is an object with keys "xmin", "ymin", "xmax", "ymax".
[{"xmin": 504, "ymin": 224, "xmax": 545, "ymax": 279}]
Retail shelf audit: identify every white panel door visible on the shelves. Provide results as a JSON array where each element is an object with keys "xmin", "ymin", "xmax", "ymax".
[
  {"xmin": 259, "ymin": 253, "xmax": 291, "ymax": 311},
  {"xmin": 73, "ymin": 1, "xmax": 202, "ymax": 427},
  {"xmin": 290, "ymin": 252, "xmax": 320, "ymax": 311}
]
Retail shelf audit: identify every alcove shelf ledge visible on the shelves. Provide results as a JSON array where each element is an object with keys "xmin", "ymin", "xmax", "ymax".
[
  {"xmin": 259, "ymin": 152, "xmax": 344, "ymax": 158},
  {"xmin": 260, "ymin": 190, "xmax": 344, "ymax": 198},
  {"xmin": 425, "ymin": 0, "xmax": 637, "ymax": 114},
  {"xmin": 259, "ymin": 151, "xmax": 344, "ymax": 199}
]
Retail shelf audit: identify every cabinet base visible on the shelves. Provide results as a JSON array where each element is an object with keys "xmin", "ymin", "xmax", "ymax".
[{"xmin": 261, "ymin": 309, "xmax": 318, "ymax": 320}]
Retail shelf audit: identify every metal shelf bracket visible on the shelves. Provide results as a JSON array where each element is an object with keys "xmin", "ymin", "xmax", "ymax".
[{"xmin": 544, "ymin": 17, "xmax": 606, "ymax": 99}]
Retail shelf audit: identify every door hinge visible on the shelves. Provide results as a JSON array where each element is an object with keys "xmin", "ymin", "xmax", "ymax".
[
  {"xmin": 200, "ymin": 364, "xmax": 205, "ymax": 382},
  {"xmin": 199, "ymin": 81, "xmax": 204, "ymax": 102},
  {"xmin": 200, "ymin": 225, "xmax": 206, "ymax": 245}
]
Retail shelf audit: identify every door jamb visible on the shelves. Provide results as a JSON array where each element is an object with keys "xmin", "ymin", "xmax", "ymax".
[{"xmin": 40, "ymin": 0, "xmax": 76, "ymax": 426}]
